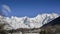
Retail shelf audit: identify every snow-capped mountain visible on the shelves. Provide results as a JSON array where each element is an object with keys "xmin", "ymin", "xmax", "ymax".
[{"xmin": 0, "ymin": 13, "xmax": 59, "ymax": 30}]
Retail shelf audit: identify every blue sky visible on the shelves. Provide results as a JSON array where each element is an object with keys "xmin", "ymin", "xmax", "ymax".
[{"xmin": 0, "ymin": 0, "xmax": 60, "ymax": 17}]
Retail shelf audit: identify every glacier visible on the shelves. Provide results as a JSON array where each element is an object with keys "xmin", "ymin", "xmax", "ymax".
[{"xmin": 0, "ymin": 13, "xmax": 59, "ymax": 30}]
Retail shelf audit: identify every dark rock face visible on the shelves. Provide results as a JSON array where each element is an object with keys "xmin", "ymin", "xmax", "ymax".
[
  {"xmin": 40, "ymin": 16, "xmax": 60, "ymax": 34},
  {"xmin": 50, "ymin": 16, "xmax": 60, "ymax": 25},
  {"xmin": 42, "ymin": 16, "xmax": 60, "ymax": 26}
]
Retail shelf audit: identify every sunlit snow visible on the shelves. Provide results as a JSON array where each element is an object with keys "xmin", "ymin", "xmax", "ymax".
[{"xmin": 0, "ymin": 13, "xmax": 59, "ymax": 30}]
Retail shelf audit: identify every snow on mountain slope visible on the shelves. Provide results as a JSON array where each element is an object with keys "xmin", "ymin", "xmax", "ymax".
[{"xmin": 0, "ymin": 13, "xmax": 59, "ymax": 30}]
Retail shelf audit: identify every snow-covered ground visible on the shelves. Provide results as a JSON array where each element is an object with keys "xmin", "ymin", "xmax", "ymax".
[{"xmin": 0, "ymin": 13, "xmax": 59, "ymax": 30}]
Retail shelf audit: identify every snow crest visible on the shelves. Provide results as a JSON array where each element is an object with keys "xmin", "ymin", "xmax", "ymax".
[{"xmin": 0, "ymin": 13, "xmax": 59, "ymax": 30}]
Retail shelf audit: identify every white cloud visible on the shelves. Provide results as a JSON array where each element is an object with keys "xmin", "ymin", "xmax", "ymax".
[{"xmin": 2, "ymin": 4, "xmax": 11, "ymax": 12}]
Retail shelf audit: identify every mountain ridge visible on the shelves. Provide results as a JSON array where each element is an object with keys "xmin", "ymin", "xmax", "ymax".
[{"xmin": 0, "ymin": 13, "xmax": 59, "ymax": 30}]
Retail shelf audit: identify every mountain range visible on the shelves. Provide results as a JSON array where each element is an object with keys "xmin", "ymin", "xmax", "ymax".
[{"xmin": 0, "ymin": 13, "xmax": 59, "ymax": 30}]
